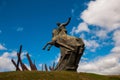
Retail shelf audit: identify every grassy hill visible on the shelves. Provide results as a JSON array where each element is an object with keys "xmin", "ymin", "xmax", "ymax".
[{"xmin": 0, "ymin": 71, "xmax": 120, "ymax": 80}]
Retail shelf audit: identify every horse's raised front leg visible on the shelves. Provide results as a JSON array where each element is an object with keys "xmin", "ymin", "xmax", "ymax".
[
  {"xmin": 42, "ymin": 43, "xmax": 49, "ymax": 50},
  {"xmin": 42, "ymin": 41, "xmax": 54, "ymax": 50},
  {"xmin": 47, "ymin": 41, "xmax": 55, "ymax": 51}
]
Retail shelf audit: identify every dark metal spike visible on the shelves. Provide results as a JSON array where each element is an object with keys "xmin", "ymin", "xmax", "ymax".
[
  {"xmin": 11, "ymin": 59, "xmax": 21, "ymax": 71},
  {"xmin": 44, "ymin": 64, "xmax": 48, "ymax": 72},
  {"xmin": 26, "ymin": 53, "xmax": 37, "ymax": 70}
]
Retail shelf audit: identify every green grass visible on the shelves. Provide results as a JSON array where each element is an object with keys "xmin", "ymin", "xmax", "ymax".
[{"xmin": 0, "ymin": 71, "xmax": 120, "ymax": 80}]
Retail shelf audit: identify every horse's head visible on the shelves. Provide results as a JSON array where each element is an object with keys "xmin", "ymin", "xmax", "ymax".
[
  {"xmin": 52, "ymin": 26, "xmax": 67, "ymax": 38},
  {"xmin": 55, "ymin": 17, "xmax": 71, "ymax": 35},
  {"xmin": 51, "ymin": 17, "xmax": 71, "ymax": 41},
  {"xmin": 52, "ymin": 29, "xmax": 59, "ymax": 37}
]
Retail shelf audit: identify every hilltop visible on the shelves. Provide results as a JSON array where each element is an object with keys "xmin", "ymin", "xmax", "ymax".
[{"xmin": 0, "ymin": 71, "xmax": 120, "ymax": 80}]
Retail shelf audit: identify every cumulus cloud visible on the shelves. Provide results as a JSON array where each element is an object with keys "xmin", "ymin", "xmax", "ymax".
[
  {"xmin": 0, "ymin": 44, "xmax": 7, "ymax": 50},
  {"xmin": 70, "ymin": 27, "xmax": 76, "ymax": 35},
  {"xmin": 78, "ymin": 42, "xmax": 120, "ymax": 75},
  {"xmin": 77, "ymin": 0, "xmax": 120, "ymax": 75},
  {"xmin": 84, "ymin": 39, "xmax": 99, "ymax": 52},
  {"xmin": 78, "ymin": 52, "xmax": 120, "ymax": 75},
  {"xmin": 55, "ymin": 53, "xmax": 60, "ymax": 63},
  {"xmin": 70, "ymin": 22, "xmax": 90, "ymax": 35},
  {"xmin": 81, "ymin": 0, "xmax": 120, "ymax": 31},
  {"xmin": 76, "ymin": 22, "xmax": 90, "ymax": 33},
  {"xmin": 78, "ymin": 30, "xmax": 120, "ymax": 75},
  {"xmin": 113, "ymin": 30, "xmax": 120, "ymax": 46},
  {"xmin": 111, "ymin": 30, "xmax": 120, "ymax": 57},
  {"xmin": 0, "ymin": 50, "xmax": 27, "ymax": 72},
  {"xmin": 0, "ymin": 51, "xmax": 16, "ymax": 72},
  {"xmin": 39, "ymin": 64, "xmax": 42, "ymax": 68},
  {"xmin": 38, "ymin": 64, "xmax": 43, "ymax": 70},
  {"xmin": 96, "ymin": 30, "xmax": 108, "ymax": 39},
  {"xmin": 16, "ymin": 27, "xmax": 24, "ymax": 32},
  {"xmin": 111, "ymin": 46, "xmax": 120, "ymax": 53},
  {"xmin": 79, "ymin": 33, "xmax": 86, "ymax": 39}
]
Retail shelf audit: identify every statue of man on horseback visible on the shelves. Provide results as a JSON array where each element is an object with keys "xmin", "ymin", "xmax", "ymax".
[{"xmin": 43, "ymin": 17, "xmax": 85, "ymax": 71}]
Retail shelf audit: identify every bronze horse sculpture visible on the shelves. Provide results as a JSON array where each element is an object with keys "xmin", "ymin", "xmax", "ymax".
[{"xmin": 43, "ymin": 17, "xmax": 85, "ymax": 71}]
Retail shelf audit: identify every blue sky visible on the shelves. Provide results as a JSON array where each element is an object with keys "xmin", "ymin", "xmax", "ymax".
[{"xmin": 0, "ymin": 0, "xmax": 120, "ymax": 75}]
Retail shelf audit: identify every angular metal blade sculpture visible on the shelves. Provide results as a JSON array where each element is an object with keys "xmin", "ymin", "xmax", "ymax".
[
  {"xmin": 44, "ymin": 64, "xmax": 48, "ymax": 71},
  {"xmin": 11, "ymin": 45, "xmax": 29, "ymax": 71},
  {"xmin": 11, "ymin": 59, "xmax": 21, "ymax": 71},
  {"xmin": 18, "ymin": 53, "xmax": 29, "ymax": 71},
  {"xmin": 16, "ymin": 45, "xmax": 22, "ymax": 71},
  {"xmin": 26, "ymin": 53, "xmax": 37, "ymax": 70},
  {"xmin": 49, "ymin": 62, "xmax": 55, "ymax": 71}
]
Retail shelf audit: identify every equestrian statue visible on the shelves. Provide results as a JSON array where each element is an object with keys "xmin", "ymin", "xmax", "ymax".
[{"xmin": 43, "ymin": 17, "xmax": 85, "ymax": 71}]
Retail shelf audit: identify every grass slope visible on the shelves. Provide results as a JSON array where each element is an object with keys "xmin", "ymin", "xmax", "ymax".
[{"xmin": 0, "ymin": 71, "xmax": 120, "ymax": 80}]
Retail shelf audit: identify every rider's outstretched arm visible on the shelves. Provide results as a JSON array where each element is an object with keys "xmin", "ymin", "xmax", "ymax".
[{"xmin": 62, "ymin": 17, "xmax": 71, "ymax": 27}]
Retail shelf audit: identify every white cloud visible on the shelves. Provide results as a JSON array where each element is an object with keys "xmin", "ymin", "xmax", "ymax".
[
  {"xmin": 78, "ymin": 51, "xmax": 120, "ymax": 75},
  {"xmin": 76, "ymin": 0, "xmax": 120, "ymax": 75},
  {"xmin": 54, "ymin": 53, "xmax": 60, "ymax": 63},
  {"xmin": 70, "ymin": 27, "xmax": 76, "ymax": 35},
  {"xmin": 70, "ymin": 22, "xmax": 90, "ymax": 35},
  {"xmin": 78, "ymin": 30, "xmax": 120, "ymax": 75},
  {"xmin": 0, "ymin": 44, "xmax": 7, "ymax": 50},
  {"xmin": 113, "ymin": 30, "xmax": 120, "ymax": 46},
  {"xmin": 81, "ymin": 57, "xmax": 88, "ymax": 61},
  {"xmin": 38, "ymin": 64, "xmax": 43, "ymax": 70},
  {"xmin": 81, "ymin": 0, "xmax": 120, "ymax": 31},
  {"xmin": 111, "ymin": 29, "xmax": 120, "ymax": 55},
  {"xmin": 39, "ymin": 64, "xmax": 42, "ymax": 68},
  {"xmin": 84, "ymin": 39, "xmax": 99, "ymax": 52},
  {"xmin": 0, "ymin": 51, "xmax": 17, "ymax": 72},
  {"xmin": 111, "ymin": 46, "xmax": 120, "ymax": 53},
  {"xmin": 20, "ymin": 51, "xmax": 27, "ymax": 59},
  {"xmin": 79, "ymin": 33, "xmax": 86, "ymax": 39},
  {"xmin": 0, "ymin": 50, "xmax": 28, "ymax": 72},
  {"xmin": 96, "ymin": 30, "xmax": 108, "ymax": 39},
  {"xmin": 76, "ymin": 22, "xmax": 90, "ymax": 33},
  {"xmin": 16, "ymin": 27, "xmax": 24, "ymax": 32}
]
